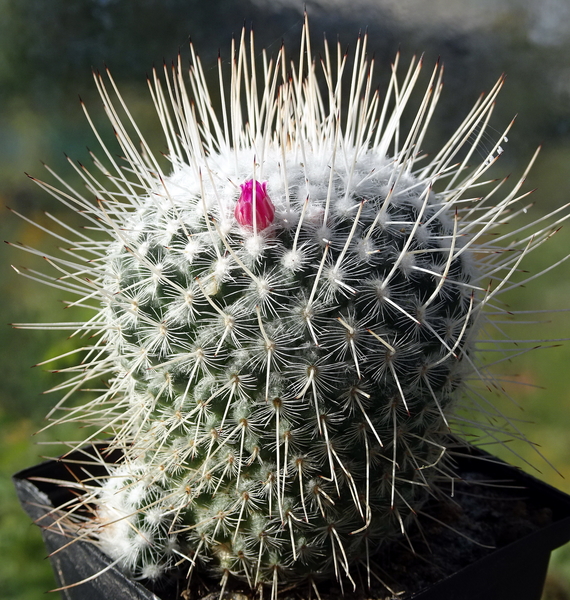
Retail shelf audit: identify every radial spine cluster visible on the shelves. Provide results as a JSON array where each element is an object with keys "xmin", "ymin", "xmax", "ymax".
[{"xmin": 14, "ymin": 15, "xmax": 570, "ymax": 599}]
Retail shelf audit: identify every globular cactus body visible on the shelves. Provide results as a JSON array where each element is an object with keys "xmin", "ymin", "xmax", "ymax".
[
  {"xmin": 97, "ymin": 154, "xmax": 473, "ymax": 586},
  {"xmin": 15, "ymin": 16, "xmax": 568, "ymax": 598}
]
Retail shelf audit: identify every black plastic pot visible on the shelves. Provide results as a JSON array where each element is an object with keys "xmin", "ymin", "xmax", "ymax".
[{"xmin": 13, "ymin": 443, "xmax": 570, "ymax": 600}]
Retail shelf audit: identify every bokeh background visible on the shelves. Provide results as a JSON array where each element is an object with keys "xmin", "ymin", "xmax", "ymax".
[{"xmin": 1, "ymin": 1, "xmax": 570, "ymax": 599}]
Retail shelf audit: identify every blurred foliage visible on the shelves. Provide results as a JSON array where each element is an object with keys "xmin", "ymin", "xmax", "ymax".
[{"xmin": 1, "ymin": 1, "xmax": 570, "ymax": 599}]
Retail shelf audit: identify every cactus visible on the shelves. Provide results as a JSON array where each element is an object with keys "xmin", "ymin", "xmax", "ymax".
[{"xmin": 13, "ymin": 16, "xmax": 570, "ymax": 599}]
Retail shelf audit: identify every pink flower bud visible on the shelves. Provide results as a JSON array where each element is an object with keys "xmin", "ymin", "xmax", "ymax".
[{"xmin": 234, "ymin": 179, "xmax": 275, "ymax": 231}]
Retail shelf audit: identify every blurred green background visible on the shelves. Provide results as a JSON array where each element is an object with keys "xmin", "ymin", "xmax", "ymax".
[{"xmin": 1, "ymin": 1, "xmax": 570, "ymax": 599}]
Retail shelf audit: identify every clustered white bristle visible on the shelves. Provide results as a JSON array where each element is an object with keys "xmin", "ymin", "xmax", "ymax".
[{"xmin": 12, "ymin": 12, "xmax": 570, "ymax": 599}]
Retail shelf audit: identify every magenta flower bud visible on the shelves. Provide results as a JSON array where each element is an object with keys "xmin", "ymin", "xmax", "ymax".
[{"xmin": 235, "ymin": 179, "xmax": 275, "ymax": 231}]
